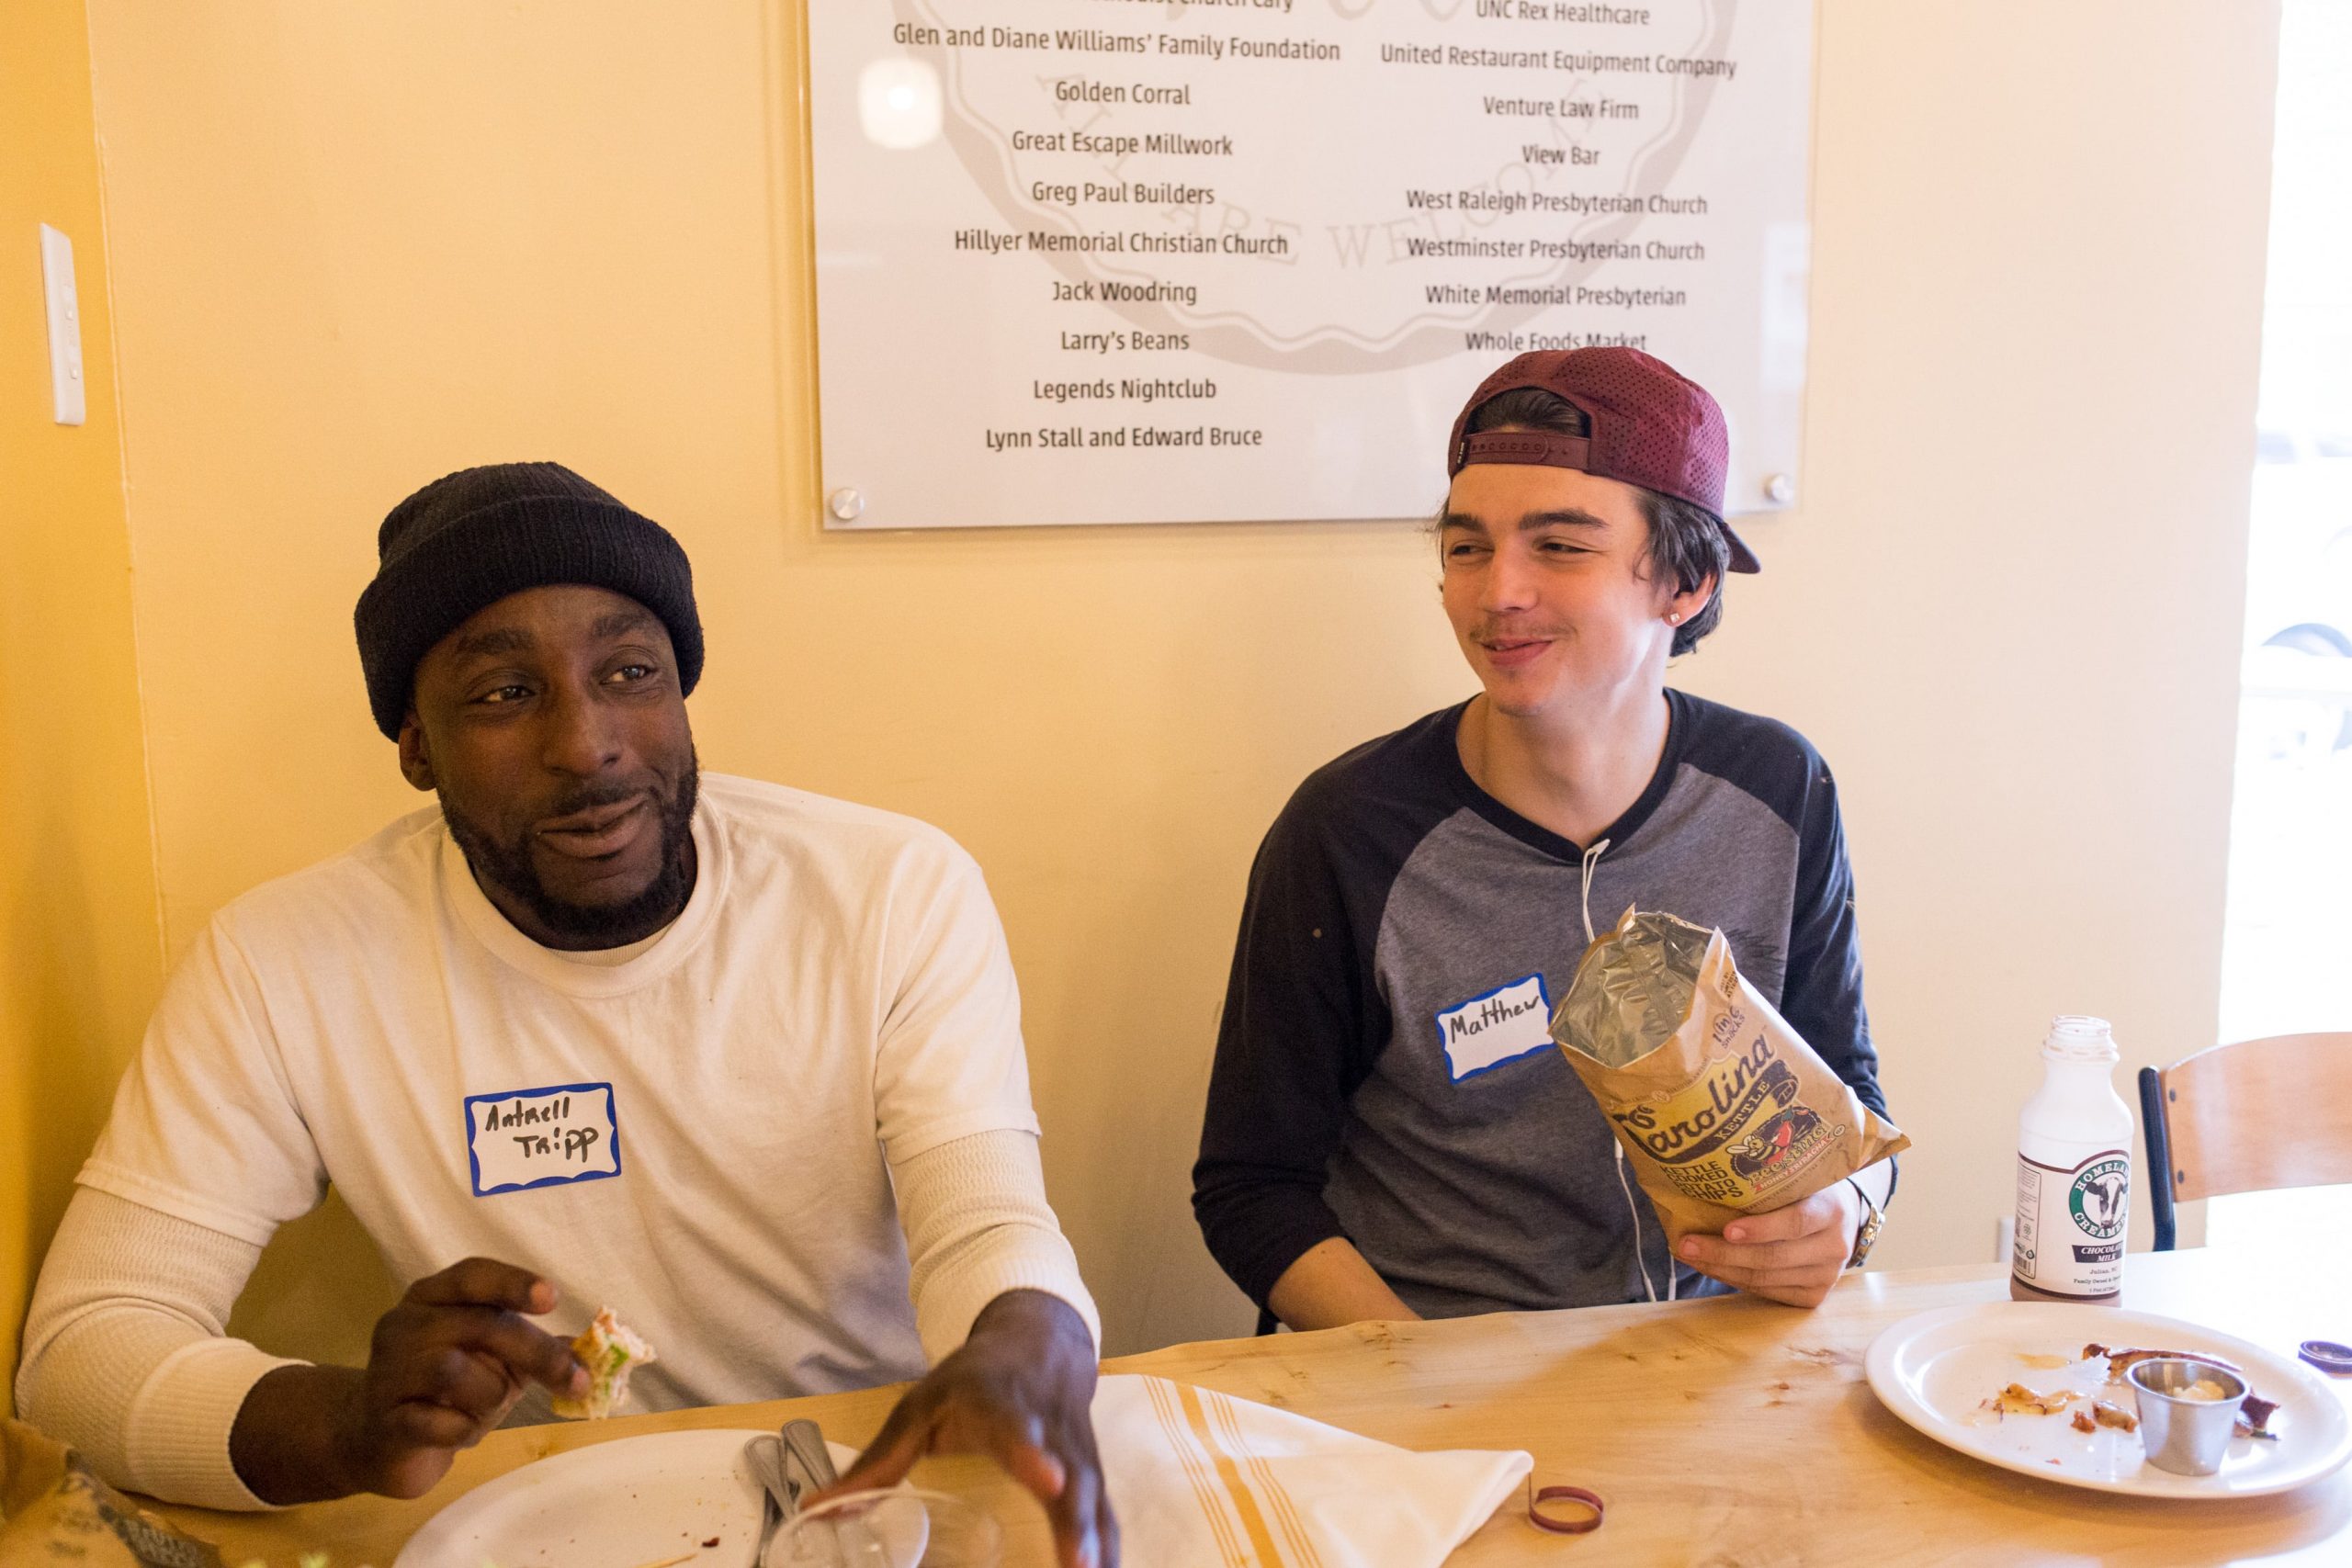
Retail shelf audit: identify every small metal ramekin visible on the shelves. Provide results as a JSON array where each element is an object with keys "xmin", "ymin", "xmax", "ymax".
[{"xmin": 2128, "ymin": 1357, "xmax": 2247, "ymax": 1476}]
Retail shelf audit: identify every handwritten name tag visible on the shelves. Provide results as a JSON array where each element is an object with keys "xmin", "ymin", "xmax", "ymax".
[
  {"xmin": 1436, "ymin": 973, "xmax": 1555, "ymax": 1082},
  {"xmin": 464, "ymin": 1082, "xmax": 622, "ymax": 1197}
]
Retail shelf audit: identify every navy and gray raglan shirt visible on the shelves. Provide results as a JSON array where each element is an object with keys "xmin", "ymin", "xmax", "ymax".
[{"xmin": 1193, "ymin": 690, "xmax": 1891, "ymax": 1318}]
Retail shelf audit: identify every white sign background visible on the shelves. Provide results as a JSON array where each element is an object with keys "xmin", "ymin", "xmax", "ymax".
[{"xmin": 808, "ymin": 0, "xmax": 1812, "ymax": 529}]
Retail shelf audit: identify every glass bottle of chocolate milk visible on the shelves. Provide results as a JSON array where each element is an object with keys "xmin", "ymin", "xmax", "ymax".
[{"xmin": 2010, "ymin": 1016, "xmax": 2133, "ymax": 1303}]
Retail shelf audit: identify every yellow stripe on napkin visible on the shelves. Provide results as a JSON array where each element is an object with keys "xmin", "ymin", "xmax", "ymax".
[
  {"xmin": 1146, "ymin": 1372, "xmax": 1251, "ymax": 1567},
  {"xmin": 1177, "ymin": 1381, "xmax": 1289, "ymax": 1568},
  {"xmin": 1207, "ymin": 1387, "xmax": 1325, "ymax": 1568}
]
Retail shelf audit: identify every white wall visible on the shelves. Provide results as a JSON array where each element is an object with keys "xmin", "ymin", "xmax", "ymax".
[
  {"xmin": 78, "ymin": 0, "xmax": 2276, "ymax": 1358},
  {"xmin": 1732, "ymin": 3, "xmax": 2275, "ymax": 1266}
]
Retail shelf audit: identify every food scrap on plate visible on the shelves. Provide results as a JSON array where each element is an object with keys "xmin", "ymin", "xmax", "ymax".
[{"xmin": 2066, "ymin": 1403, "xmax": 2139, "ymax": 1435}]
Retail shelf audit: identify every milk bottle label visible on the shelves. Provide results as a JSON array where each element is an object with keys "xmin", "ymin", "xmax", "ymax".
[{"xmin": 2012, "ymin": 1150, "xmax": 2130, "ymax": 1297}]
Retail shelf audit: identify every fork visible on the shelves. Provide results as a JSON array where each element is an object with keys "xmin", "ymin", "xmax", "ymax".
[
  {"xmin": 783, "ymin": 1421, "xmax": 841, "ymax": 1495},
  {"xmin": 743, "ymin": 1436, "xmax": 792, "ymax": 1568}
]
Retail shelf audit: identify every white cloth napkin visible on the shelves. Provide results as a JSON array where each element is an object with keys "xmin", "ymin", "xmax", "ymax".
[{"xmin": 1092, "ymin": 1373, "xmax": 1532, "ymax": 1568}]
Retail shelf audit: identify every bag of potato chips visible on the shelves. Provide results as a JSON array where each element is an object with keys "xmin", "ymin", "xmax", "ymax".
[{"xmin": 1549, "ymin": 907, "xmax": 1907, "ymax": 1248}]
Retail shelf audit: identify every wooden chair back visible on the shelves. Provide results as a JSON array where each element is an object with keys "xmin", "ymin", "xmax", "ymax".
[{"xmin": 2141, "ymin": 1032, "xmax": 2352, "ymax": 1250}]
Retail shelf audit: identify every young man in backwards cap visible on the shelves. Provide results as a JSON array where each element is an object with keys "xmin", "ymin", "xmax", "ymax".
[
  {"xmin": 1193, "ymin": 349, "xmax": 1895, "ymax": 1329},
  {"xmin": 17, "ymin": 465, "xmax": 1115, "ymax": 1568}
]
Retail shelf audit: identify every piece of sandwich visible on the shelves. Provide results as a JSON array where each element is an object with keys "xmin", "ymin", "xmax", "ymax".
[{"xmin": 550, "ymin": 1306, "xmax": 657, "ymax": 1419}]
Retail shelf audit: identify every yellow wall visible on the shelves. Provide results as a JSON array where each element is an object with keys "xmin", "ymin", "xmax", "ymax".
[
  {"xmin": 0, "ymin": 0, "xmax": 166, "ymax": 1382},
  {"xmin": 72, "ymin": 1, "xmax": 2274, "ymax": 1358}
]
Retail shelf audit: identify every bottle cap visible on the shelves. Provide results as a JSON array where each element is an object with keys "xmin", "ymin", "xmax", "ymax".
[
  {"xmin": 2301, "ymin": 1340, "xmax": 2352, "ymax": 1376},
  {"xmin": 2043, "ymin": 1014, "xmax": 2119, "ymax": 1062}
]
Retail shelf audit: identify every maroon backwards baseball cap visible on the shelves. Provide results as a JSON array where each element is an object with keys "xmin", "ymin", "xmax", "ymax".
[{"xmin": 1444, "ymin": 347, "xmax": 1759, "ymax": 573}]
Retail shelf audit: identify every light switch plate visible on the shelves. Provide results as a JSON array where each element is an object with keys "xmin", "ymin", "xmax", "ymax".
[{"xmin": 40, "ymin": 223, "xmax": 86, "ymax": 426}]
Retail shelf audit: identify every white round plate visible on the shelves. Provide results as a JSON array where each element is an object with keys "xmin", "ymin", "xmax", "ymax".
[
  {"xmin": 393, "ymin": 1428, "xmax": 861, "ymax": 1568},
  {"xmin": 1866, "ymin": 1302, "xmax": 2352, "ymax": 1498}
]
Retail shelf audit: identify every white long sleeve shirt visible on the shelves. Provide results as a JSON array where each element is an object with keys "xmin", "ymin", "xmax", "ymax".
[{"xmin": 14, "ymin": 774, "xmax": 1096, "ymax": 1508}]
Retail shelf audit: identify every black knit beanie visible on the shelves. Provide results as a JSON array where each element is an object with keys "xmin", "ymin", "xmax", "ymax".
[{"xmin": 354, "ymin": 462, "xmax": 703, "ymax": 739}]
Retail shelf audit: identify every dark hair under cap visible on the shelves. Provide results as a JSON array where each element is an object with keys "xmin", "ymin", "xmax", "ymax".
[{"xmin": 353, "ymin": 462, "xmax": 704, "ymax": 739}]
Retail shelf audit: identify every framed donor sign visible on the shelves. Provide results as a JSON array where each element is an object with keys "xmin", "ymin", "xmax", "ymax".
[{"xmin": 806, "ymin": 1, "xmax": 1813, "ymax": 530}]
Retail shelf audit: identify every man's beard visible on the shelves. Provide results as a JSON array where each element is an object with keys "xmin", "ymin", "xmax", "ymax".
[{"xmin": 442, "ymin": 756, "xmax": 700, "ymax": 946}]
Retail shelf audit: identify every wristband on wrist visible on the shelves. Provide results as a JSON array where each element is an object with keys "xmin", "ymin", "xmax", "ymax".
[{"xmin": 1844, "ymin": 1175, "xmax": 1885, "ymax": 1269}]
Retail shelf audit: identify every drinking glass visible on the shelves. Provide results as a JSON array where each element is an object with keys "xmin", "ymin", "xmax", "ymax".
[{"xmin": 770, "ymin": 1487, "xmax": 1001, "ymax": 1568}]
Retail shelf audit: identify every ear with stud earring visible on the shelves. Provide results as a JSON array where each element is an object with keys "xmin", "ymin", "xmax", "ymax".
[{"xmin": 1667, "ymin": 612, "xmax": 1684, "ymax": 626}]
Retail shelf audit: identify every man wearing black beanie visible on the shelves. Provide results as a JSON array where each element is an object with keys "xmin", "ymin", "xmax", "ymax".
[{"xmin": 19, "ymin": 464, "xmax": 1119, "ymax": 1568}]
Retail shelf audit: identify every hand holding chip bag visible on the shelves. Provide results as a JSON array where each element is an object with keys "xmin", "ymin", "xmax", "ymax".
[{"xmin": 1549, "ymin": 907, "xmax": 1908, "ymax": 1248}]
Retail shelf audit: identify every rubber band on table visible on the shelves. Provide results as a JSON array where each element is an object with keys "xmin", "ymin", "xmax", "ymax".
[{"xmin": 1527, "ymin": 1478, "xmax": 1605, "ymax": 1535}]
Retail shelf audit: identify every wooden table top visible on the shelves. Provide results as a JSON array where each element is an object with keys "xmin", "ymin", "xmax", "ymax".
[{"xmin": 149, "ymin": 1250, "xmax": 2352, "ymax": 1567}]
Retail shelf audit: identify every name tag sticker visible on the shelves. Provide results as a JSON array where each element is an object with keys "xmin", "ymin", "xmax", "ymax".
[
  {"xmin": 1437, "ymin": 973, "xmax": 1555, "ymax": 1082},
  {"xmin": 465, "ymin": 1082, "xmax": 622, "ymax": 1197}
]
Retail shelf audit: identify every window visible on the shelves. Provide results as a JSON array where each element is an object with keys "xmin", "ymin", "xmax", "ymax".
[{"xmin": 2212, "ymin": 0, "xmax": 2352, "ymax": 1247}]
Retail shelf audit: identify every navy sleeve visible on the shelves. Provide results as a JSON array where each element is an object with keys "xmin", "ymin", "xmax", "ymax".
[
  {"xmin": 1778, "ymin": 758, "xmax": 1899, "ymax": 1193},
  {"xmin": 1192, "ymin": 795, "xmax": 1390, "ymax": 1309}
]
